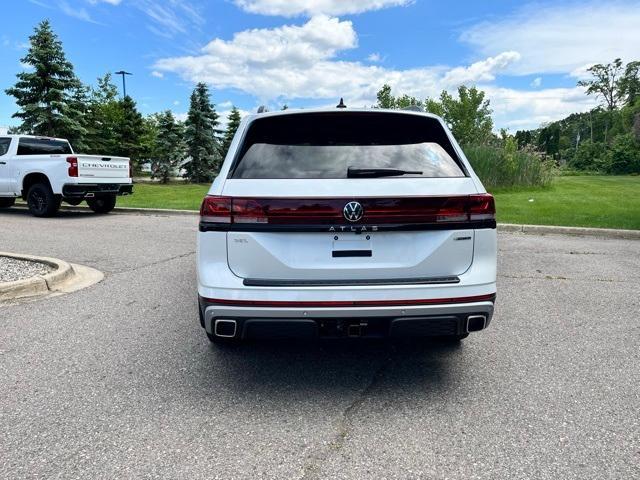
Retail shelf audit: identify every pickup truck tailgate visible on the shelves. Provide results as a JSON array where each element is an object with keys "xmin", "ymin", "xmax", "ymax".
[{"xmin": 76, "ymin": 155, "xmax": 129, "ymax": 179}]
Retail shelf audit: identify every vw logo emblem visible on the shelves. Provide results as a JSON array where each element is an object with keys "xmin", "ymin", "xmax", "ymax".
[{"xmin": 343, "ymin": 201, "xmax": 364, "ymax": 222}]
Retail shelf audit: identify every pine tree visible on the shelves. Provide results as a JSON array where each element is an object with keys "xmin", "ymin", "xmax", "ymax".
[
  {"xmin": 152, "ymin": 111, "xmax": 184, "ymax": 184},
  {"xmin": 113, "ymin": 95, "xmax": 145, "ymax": 170},
  {"xmin": 5, "ymin": 20, "xmax": 82, "ymax": 138},
  {"xmin": 63, "ymin": 83, "xmax": 90, "ymax": 152},
  {"xmin": 221, "ymin": 106, "xmax": 242, "ymax": 159},
  {"xmin": 184, "ymin": 83, "xmax": 221, "ymax": 183}
]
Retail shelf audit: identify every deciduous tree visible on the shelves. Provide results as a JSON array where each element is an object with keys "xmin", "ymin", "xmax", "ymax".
[
  {"xmin": 578, "ymin": 58, "xmax": 625, "ymax": 111},
  {"xmin": 426, "ymin": 86, "xmax": 493, "ymax": 145}
]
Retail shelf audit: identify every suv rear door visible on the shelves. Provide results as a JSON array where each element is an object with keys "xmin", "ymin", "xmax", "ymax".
[{"xmin": 211, "ymin": 111, "xmax": 493, "ymax": 283}]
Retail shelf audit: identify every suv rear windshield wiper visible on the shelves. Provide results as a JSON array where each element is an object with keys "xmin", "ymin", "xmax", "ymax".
[{"xmin": 347, "ymin": 167, "xmax": 423, "ymax": 178}]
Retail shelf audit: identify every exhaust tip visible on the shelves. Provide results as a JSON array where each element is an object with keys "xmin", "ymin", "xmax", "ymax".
[
  {"xmin": 214, "ymin": 319, "xmax": 237, "ymax": 338},
  {"xmin": 466, "ymin": 315, "xmax": 487, "ymax": 332}
]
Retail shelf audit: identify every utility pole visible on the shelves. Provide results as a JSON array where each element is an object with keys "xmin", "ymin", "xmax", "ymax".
[{"xmin": 115, "ymin": 70, "xmax": 132, "ymax": 97}]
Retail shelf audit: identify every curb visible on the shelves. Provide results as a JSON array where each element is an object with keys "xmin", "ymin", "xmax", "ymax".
[
  {"xmin": 14, "ymin": 202, "xmax": 199, "ymax": 216},
  {"xmin": 10, "ymin": 203, "xmax": 640, "ymax": 240},
  {"xmin": 0, "ymin": 252, "xmax": 76, "ymax": 301},
  {"xmin": 498, "ymin": 223, "xmax": 640, "ymax": 240}
]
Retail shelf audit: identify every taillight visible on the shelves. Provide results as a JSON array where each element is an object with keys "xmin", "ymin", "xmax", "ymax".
[
  {"xmin": 200, "ymin": 196, "xmax": 232, "ymax": 223},
  {"xmin": 66, "ymin": 156, "xmax": 78, "ymax": 177},
  {"xmin": 468, "ymin": 194, "xmax": 495, "ymax": 221},
  {"xmin": 199, "ymin": 195, "xmax": 496, "ymax": 230}
]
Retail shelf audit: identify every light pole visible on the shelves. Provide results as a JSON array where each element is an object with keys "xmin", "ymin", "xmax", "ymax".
[{"xmin": 115, "ymin": 70, "xmax": 132, "ymax": 97}]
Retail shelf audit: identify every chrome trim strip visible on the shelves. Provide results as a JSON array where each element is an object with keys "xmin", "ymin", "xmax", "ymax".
[{"xmin": 242, "ymin": 276, "xmax": 460, "ymax": 287}]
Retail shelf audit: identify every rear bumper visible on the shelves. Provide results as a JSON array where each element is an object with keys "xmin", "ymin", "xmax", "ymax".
[
  {"xmin": 199, "ymin": 295, "xmax": 495, "ymax": 339},
  {"xmin": 62, "ymin": 183, "xmax": 133, "ymax": 198}
]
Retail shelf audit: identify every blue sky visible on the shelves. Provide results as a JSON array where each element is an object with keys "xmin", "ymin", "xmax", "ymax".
[{"xmin": 2, "ymin": 0, "xmax": 640, "ymax": 131}]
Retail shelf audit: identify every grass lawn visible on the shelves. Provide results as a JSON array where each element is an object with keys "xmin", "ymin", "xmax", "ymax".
[
  {"xmin": 118, "ymin": 176, "xmax": 640, "ymax": 230},
  {"xmin": 118, "ymin": 183, "xmax": 210, "ymax": 211},
  {"xmin": 490, "ymin": 176, "xmax": 640, "ymax": 230}
]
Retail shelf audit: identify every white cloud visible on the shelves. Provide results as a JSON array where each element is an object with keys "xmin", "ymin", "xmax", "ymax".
[
  {"xmin": 530, "ymin": 77, "xmax": 542, "ymax": 88},
  {"xmin": 461, "ymin": 2, "xmax": 640, "ymax": 76},
  {"xmin": 442, "ymin": 51, "xmax": 520, "ymax": 87},
  {"xmin": 155, "ymin": 17, "xmax": 516, "ymax": 103},
  {"xmin": 569, "ymin": 64, "xmax": 595, "ymax": 81},
  {"xmin": 233, "ymin": 0, "xmax": 412, "ymax": 17},
  {"xmin": 88, "ymin": 0, "xmax": 122, "ymax": 5},
  {"xmin": 367, "ymin": 53, "xmax": 382, "ymax": 62},
  {"xmin": 173, "ymin": 100, "xmax": 180, "ymax": 105},
  {"xmin": 486, "ymin": 86, "xmax": 597, "ymax": 130},
  {"xmin": 58, "ymin": 0, "xmax": 100, "ymax": 23},
  {"xmin": 155, "ymin": 15, "xmax": 596, "ymax": 130},
  {"xmin": 151, "ymin": 70, "xmax": 164, "ymax": 78}
]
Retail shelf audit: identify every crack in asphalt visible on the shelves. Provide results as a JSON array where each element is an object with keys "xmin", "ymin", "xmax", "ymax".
[
  {"xmin": 499, "ymin": 273, "xmax": 637, "ymax": 284},
  {"xmin": 108, "ymin": 251, "xmax": 195, "ymax": 276},
  {"xmin": 300, "ymin": 351, "xmax": 395, "ymax": 480}
]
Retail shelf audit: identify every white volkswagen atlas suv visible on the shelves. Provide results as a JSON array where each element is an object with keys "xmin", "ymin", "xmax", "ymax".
[{"xmin": 197, "ymin": 108, "xmax": 497, "ymax": 344}]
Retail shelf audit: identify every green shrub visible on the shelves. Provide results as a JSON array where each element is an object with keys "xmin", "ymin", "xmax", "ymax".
[
  {"xmin": 606, "ymin": 133, "xmax": 640, "ymax": 174},
  {"xmin": 569, "ymin": 140, "xmax": 608, "ymax": 171},
  {"xmin": 463, "ymin": 145, "xmax": 554, "ymax": 189}
]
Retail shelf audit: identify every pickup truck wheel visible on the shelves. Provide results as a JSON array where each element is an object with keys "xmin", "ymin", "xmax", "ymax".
[
  {"xmin": 27, "ymin": 183, "xmax": 61, "ymax": 217},
  {"xmin": 0, "ymin": 197, "xmax": 16, "ymax": 208},
  {"xmin": 87, "ymin": 195, "xmax": 117, "ymax": 214}
]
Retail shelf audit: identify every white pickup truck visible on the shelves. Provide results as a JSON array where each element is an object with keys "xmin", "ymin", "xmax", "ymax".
[{"xmin": 0, "ymin": 135, "xmax": 133, "ymax": 216}]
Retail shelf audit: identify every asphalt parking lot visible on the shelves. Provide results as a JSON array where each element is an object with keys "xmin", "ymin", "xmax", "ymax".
[{"xmin": 1, "ymin": 208, "xmax": 639, "ymax": 479}]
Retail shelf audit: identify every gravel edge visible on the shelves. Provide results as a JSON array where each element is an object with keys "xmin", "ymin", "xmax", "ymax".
[{"xmin": 0, "ymin": 252, "xmax": 75, "ymax": 301}]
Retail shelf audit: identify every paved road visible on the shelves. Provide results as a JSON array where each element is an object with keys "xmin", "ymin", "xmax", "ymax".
[{"xmin": 1, "ymin": 209, "xmax": 639, "ymax": 479}]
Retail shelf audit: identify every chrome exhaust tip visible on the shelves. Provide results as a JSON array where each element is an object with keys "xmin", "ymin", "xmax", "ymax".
[
  {"xmin": 214, "ymin": 319, "xmax": 237, "ymax": 338},
  {"xmin": 466, "ymin": 315, "xmax": 487, "ymax": 332}
]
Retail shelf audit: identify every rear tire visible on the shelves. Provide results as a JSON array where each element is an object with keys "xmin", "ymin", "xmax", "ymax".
[
  {"xmin": 27, "ymin": 183, "xmax": 60, "ymax": 217},
  {"xmin": 0, "ymin": 197, "xmax": 16, "ymax": 208},
  {"xmin": 87, "ymin": 195, "xmax": 116, "ymax": 214}
]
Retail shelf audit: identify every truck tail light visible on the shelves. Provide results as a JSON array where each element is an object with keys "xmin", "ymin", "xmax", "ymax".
[{"xmin": 66, "ymin": 156, "xmax": 78, "ymax": 177}]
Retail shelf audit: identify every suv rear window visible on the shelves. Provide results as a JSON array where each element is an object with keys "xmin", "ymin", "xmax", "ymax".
[
  {"xmin": 231, "ymin": 112, "xmax": 466, "ymax": 179},
  {"xmin": 17, "ymin": 137, "xmax": 72, "ymax": 155}
]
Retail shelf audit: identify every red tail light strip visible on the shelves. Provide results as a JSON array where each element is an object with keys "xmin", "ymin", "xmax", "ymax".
[
  {"xmin": 201, "ymin": 293, "xmax": 496, "ymax": 308},
  {"xmin": 200, "ymin": 195, "xmax": 496, "ymax": 231}
]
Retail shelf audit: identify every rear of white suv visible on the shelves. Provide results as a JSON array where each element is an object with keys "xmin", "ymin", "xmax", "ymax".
[{"xmin": 197, "ymin": 109, "xmax": 496, "ymax": 344}]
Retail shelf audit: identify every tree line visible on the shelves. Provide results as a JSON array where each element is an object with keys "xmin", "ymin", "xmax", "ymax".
[
  {"xmin": 5, "ymin": 20, "xmax": 242, "ymax": 183},
  {"xmin": 513, "ymin": 59, "xmax": 640, "ymax": 174},
  {"xmin": 7, "ymin": 21, "xmax": 639, "ymax": 183},
  {"xmin": 376, "ymin": 58, "xmax": 640, "ymax": 175}
]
